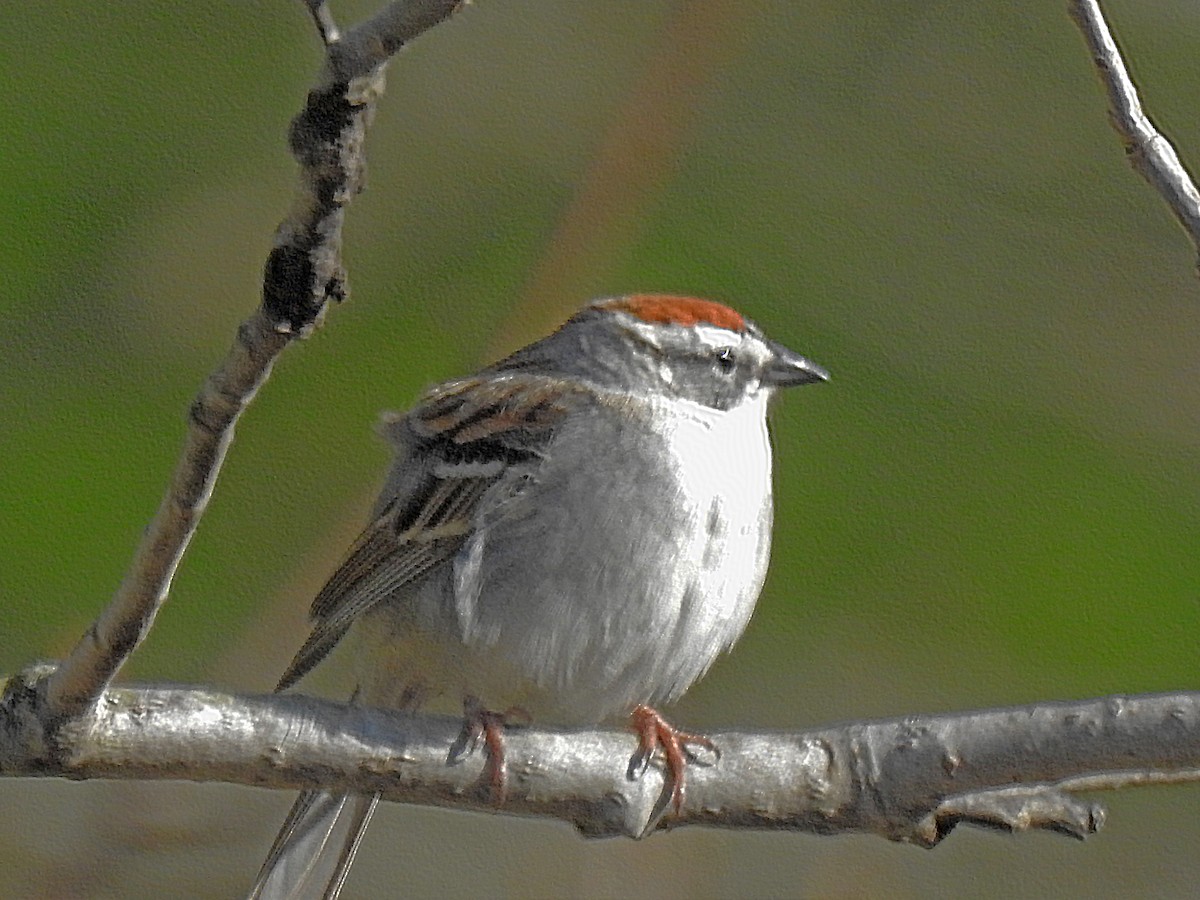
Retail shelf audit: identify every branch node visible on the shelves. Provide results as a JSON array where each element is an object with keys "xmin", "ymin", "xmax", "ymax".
[{"xmin": 916, "ymin": 786, "xmax": 1106, "ymax": 848}]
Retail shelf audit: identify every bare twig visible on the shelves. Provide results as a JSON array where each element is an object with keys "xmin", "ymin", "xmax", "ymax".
[
  {"xmin": 329, "ymin": 0, "xmax": 464, "ymax": 81},
  {"xmin": 43, "ymin": 0, "xmax": 466, "ymax": 719},
  {"xmin": 42, "ymin": 313, "xmax": 288, "ymax": 720},
  {"xmin": 1069, "ymin": 0, "xmax": 1200, "ymax": 267},
  {"xmin": 7, "ymin": 668, "xmax": 1200, "ymax": 844},
  {"xmin": 302, "ymin": 0, "xmax": 341, "ymax": 46}
]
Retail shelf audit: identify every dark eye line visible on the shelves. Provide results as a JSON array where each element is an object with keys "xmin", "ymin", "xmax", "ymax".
[{"xmin": 714, "ymin": 347, "xmax": 737, "ymax": 373}]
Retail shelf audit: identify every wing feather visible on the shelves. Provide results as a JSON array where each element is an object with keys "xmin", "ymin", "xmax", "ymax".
[{"xmin": 275, "ymin": 375, "xmax": 588, "ymax": 693}]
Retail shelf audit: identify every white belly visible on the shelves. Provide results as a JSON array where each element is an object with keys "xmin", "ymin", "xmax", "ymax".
[{"xmin": 362, "ymin": 393, "xmax": 775, "ymax": 725}]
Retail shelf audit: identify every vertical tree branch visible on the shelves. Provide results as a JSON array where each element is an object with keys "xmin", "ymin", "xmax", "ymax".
[
  {"xmin": 43, "ymin": 0, "xmax": 466, "ymax": 719},
  {"xmin": 44, "ymin": 315, "xmax": 289, "ymax": 718}
]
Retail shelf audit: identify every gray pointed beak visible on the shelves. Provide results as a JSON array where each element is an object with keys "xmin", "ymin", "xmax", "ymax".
[{"xmin": 763, "ymin": 340, "xmax": 829, "ymax": 387}]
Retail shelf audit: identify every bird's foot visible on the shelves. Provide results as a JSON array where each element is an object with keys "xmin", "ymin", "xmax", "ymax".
[
  {"xmin": 628, "ymin": 704, "xmax": 719, "ymax": 814},
  {"xmin": 460, "ymin": 699, "xmax": 529, "ymax": 803}
]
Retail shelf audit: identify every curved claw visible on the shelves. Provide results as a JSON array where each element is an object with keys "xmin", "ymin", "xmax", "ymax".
[
  {"xmin": 458, "ymin": 699, "xmax": 527, "ymax": 804},
  {"xmin": 628, "ymin": 704, "xmax": 718, "ymax": 813}
]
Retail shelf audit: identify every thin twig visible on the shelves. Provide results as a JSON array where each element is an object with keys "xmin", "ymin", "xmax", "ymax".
[
  {"xmin": 42, "ymin": 0, "xmax": 466, "ymax": 719},
  {"xmin": 1069, "ymin": 0, "xmax": 1200, "ymax": 268},
  {"xmin": 44, "ymin": 313, "xmax": 287, "ymax": 718},
  {"xmin": 303, "ymin": 0, "xmax": 341, "ymax": 46}
]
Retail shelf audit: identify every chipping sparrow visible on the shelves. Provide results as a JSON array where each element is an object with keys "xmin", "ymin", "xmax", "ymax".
[{"xmin": 250, "ymin": 295, "xmax": 827, "ymax": 899}]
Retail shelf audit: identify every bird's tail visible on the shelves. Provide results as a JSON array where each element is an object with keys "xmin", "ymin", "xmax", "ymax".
[{"xmin": 248, "ymin": 789, "xmax": 379, "ymax": 900}]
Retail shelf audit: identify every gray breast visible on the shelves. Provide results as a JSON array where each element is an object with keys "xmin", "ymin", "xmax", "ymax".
[{"xmin": 445, "ymin": 392, "xmax": 774, "ymax": 722}]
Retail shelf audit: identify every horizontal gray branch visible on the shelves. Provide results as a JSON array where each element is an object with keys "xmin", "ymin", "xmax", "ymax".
[{"xmin": 5, "ymin": 666, "xmax": 1199, "ymax": 844}]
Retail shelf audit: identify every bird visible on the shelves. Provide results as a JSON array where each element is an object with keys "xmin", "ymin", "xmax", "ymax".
[{"xmin": 249, "ymin": 294, "xmax": 828, "ymax": 898}]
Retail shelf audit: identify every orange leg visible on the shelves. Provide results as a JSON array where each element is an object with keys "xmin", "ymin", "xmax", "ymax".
[
  {"xmin": 462, "ymin": 699, "xmax": 529, "ymax": 803},
  {"xmin": 630, "ymin": 704, "xmax": 719, "ymax": 813}
]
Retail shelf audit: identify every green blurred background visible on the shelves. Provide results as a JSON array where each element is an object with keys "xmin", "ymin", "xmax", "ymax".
[{"xmin": 3, "ymin": 0, "xmax": 1199, "ymax": 897}]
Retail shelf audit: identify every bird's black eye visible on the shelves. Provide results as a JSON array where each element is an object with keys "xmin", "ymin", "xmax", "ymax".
[{"xmin": 714, "ymin": 347, "xmax": 737, "ymax": 375}]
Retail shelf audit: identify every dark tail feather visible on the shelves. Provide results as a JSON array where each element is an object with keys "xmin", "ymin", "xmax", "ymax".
[{"xmin": 248, "ymin": 790, "xmax": 379, "ymax": 900}]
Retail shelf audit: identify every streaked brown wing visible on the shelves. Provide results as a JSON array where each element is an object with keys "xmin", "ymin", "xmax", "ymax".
[
  {"xmin": 275, "ymin": 375, "xmax": 586, "ymax": 693},
  {"xmin": 275, "ymin": 477, "xmax": 489, "ymax": 692}
]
